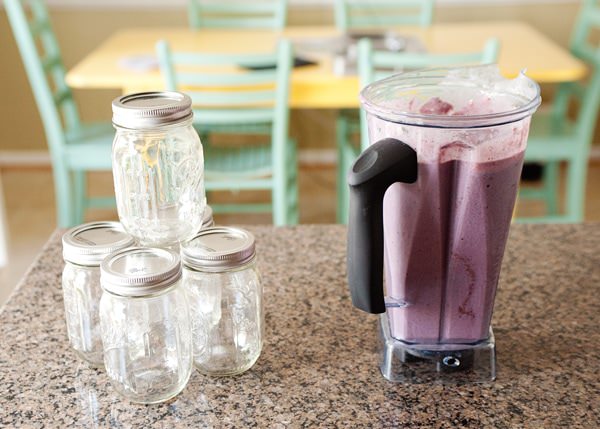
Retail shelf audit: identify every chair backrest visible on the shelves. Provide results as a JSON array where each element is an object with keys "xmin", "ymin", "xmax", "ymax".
[
  {"xmin": 5, "ymin": 0, "xmax": 80, "ymax": 151},
  {"xmin": 552, "ymin": 0, "xmax": 600, "ymax": 144},
  {"xmin": 334, "ymin": 0, "xmax": 434, "ymax": 31},
  {"xmin": 357, "ymin": 37, "xmax": 500, "ymax": 149},
  {"xmin": 156, "ymin": 39, "xmax": 292, "ymax": 145},
  {"xmin": 188, "ymin": 0, "xmax": 288, "ymax": 30}
]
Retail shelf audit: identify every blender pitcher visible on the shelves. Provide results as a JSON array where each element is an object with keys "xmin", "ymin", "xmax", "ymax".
[{"xmin": 347, "ymin": 65, "xmax": 540, "ymax": 383}]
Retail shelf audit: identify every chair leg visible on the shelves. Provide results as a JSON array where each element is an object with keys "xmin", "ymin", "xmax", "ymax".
[
  {"xmin": 272, "ymin": 172, "xmax": 284, "ymax": 226},
  {"xmin": 564, "ymin": 155, "xmax": 588, "ymax": 222},
  {"xmin": 541, "ymin": 161, "xmax": 560, "ymax": 215},
  {"xmin": 52, "ymin": 162, "xmax": 75, "ymax": 228},
  {"xmin": 285, "ymin": 178, "xmax": 299, "ymax": 224},
  {"xmin": 272, "ymin": 185, "xmax": 288, "ymax": 226},
  {"xmin": 272, "ymin": 139, "xmax": 295, "ymax": 227},
  {"xmin": 73, "ymin": 170, "xmax": 86, "ymax": 225},
  {"xmin": 336, "ymin": 115, "xmax": 349, "ymax": 224},
  {"xmin": 285, "ymin": 140, "xmax": 299, "ymax": 225}
]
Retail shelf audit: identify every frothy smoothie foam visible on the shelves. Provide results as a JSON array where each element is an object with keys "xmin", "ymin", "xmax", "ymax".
[{"xmin": 362, "ymin": 66, "xmax": 538, "ymax": 344}]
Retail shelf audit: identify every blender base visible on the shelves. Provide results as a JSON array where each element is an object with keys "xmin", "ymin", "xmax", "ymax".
[{"xmin": 379, "ymin": 314, "xmax": 496, "ymax": 384}]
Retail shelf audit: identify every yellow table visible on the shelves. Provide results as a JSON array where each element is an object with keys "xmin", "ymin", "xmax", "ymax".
[{"xmin": 66, "ymin": 22, "xmax": 587, "ymax": 109}]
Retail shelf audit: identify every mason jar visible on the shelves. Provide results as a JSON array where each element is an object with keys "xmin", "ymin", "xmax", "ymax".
[
  {"xmin": 62, "ymin": 221, "xmax": 135, "ymax": 366},
  {"xmin": 99, "ymin": 247, "xmax": 192, "ymax": 404},
  {"xmin": 111, "ymin": 91, "xmax": 206, "ymax": 248},
  {"xmin": 201, "ymin": 204, "xmax": 214, "ymax": 229},
  {"xmin": 181, "ymin": 227, "xmax": 263, "ymax": 376}
]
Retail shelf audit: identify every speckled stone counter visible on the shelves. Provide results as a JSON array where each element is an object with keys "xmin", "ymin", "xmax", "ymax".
[{"xmin": 1, "ymin": 224, "xmax": 599, "ymax": 428}]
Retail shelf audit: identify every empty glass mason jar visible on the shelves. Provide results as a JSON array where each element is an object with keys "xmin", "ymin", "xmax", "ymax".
[
  {"xmin": 62, "ymin": 221, "xmax": 135, "ymax": 366},
  {"xmin": 99, "ymin": 247, "xmax": 192, "ymax": 404},
  {"xmin": 111, "ymin": 91, "xmax": 206, "ymax": 248},
  {"xmin": 201, "ymin": 204, "xmax": 214, "ymax": 229},
  {"xmin": 181, "ymin": 227, "xmax": 263, "ymax": 376}
]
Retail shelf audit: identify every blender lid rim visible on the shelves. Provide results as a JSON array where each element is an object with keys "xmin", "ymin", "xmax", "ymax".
[{"xmin": 359, "ymin": 65, "xmax": 542, "ymax": 129}]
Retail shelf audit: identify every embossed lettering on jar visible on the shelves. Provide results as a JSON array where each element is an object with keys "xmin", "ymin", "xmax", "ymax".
[
  {"xmin": 61, "ymin": 222, "xmax": 135, "ymax": 366},
  {"xmin": 182, "ymin": 227, "xmax": 263, "ymax": 376},
  {"xmin": 111, "ymin": 91, "xmax": 206, "ymax": 247}
]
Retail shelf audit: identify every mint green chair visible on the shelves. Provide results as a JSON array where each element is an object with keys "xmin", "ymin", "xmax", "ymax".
[
  {"xmin": 336, "ymin": 37, "xmax": 500, "ymax": 223},
  {"xmin": 517, "ymin": 0, "xmax": 600, "ymax": 223},
  {"xmin": 5, "ymin": 0, "xmax": 114, "ymax": 228},
  {"xmin": 334, "ymin": 0, "xmax": 434, "ymax": 30},
  {"xmin": 156, "ymin": 39, "xmax": 298, "ymax": 225},
  {"xmin": 188, "ymin": 0, "xmax": 288, "ymax": 30}
]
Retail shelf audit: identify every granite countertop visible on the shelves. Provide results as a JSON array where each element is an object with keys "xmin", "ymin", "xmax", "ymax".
[{"xmin": 0, "ymin": 224, "xmax": 599, "ymax": 428}]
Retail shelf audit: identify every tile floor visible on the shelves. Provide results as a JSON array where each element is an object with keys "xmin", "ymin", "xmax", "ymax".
[{"xmin": 1, "ymin": 162, "xmax": 598, "ymax": 306}]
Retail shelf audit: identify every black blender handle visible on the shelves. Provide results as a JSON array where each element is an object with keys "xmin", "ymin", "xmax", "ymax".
[{"xmin": 347, "ymin": 138, "xmax": 417, "ymax": 314}]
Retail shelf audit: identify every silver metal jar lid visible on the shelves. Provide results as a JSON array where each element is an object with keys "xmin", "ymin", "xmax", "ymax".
[
  {"xmin": 101, "ymin": 247, "xmax": 182, "ymax": 297},
  {"xmin": 111, "ymin": 91, "xmax": 193, "ymax": 129},
  {"xmin": 181, "ymin": 227, "xmax": 256, "ymax": 271},
  {"xmin": 62, "ymin": 222, "xmax": 135, "ymax": 267}
]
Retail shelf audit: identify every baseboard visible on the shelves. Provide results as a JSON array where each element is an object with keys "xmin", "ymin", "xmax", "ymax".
[
  {"xmin": 2, "ymin": 147, "xmax": 600, "ymax": 169},
  {"xmin": 0, "ymin": 151, "xmax": 51, "ymax": 167},
  {"xmin": 590, "ymin": 145, "xmax": 600, "ymax": 161},
  {"xmin": 13, "ymin": 0, "xmax": 576, "ymax": 9},
  {"xmin": 298, "ymin": 149, "xmax": 337, "ymax": 166},
  {"xmin": 0, "ymin": 149, "xmax": 340, "ymax": 168}
]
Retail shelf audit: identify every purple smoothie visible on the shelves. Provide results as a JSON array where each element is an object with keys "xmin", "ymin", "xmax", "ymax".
[
  {"xmin": 383, "ymin": 149, "xmax": 524, "ymax": 344},
  {"xmin": 358, "ymin": 65, "xmax": 540, "ymax": 347}
]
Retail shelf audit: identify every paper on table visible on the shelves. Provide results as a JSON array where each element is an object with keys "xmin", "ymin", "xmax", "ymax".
[
  {"xmin": 118, "ymin": 54, "xmax": 159, "ymax": 72},
  {"xmin": 343, "ymin": 34, "xmax": 426, "ymax": 76}
]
